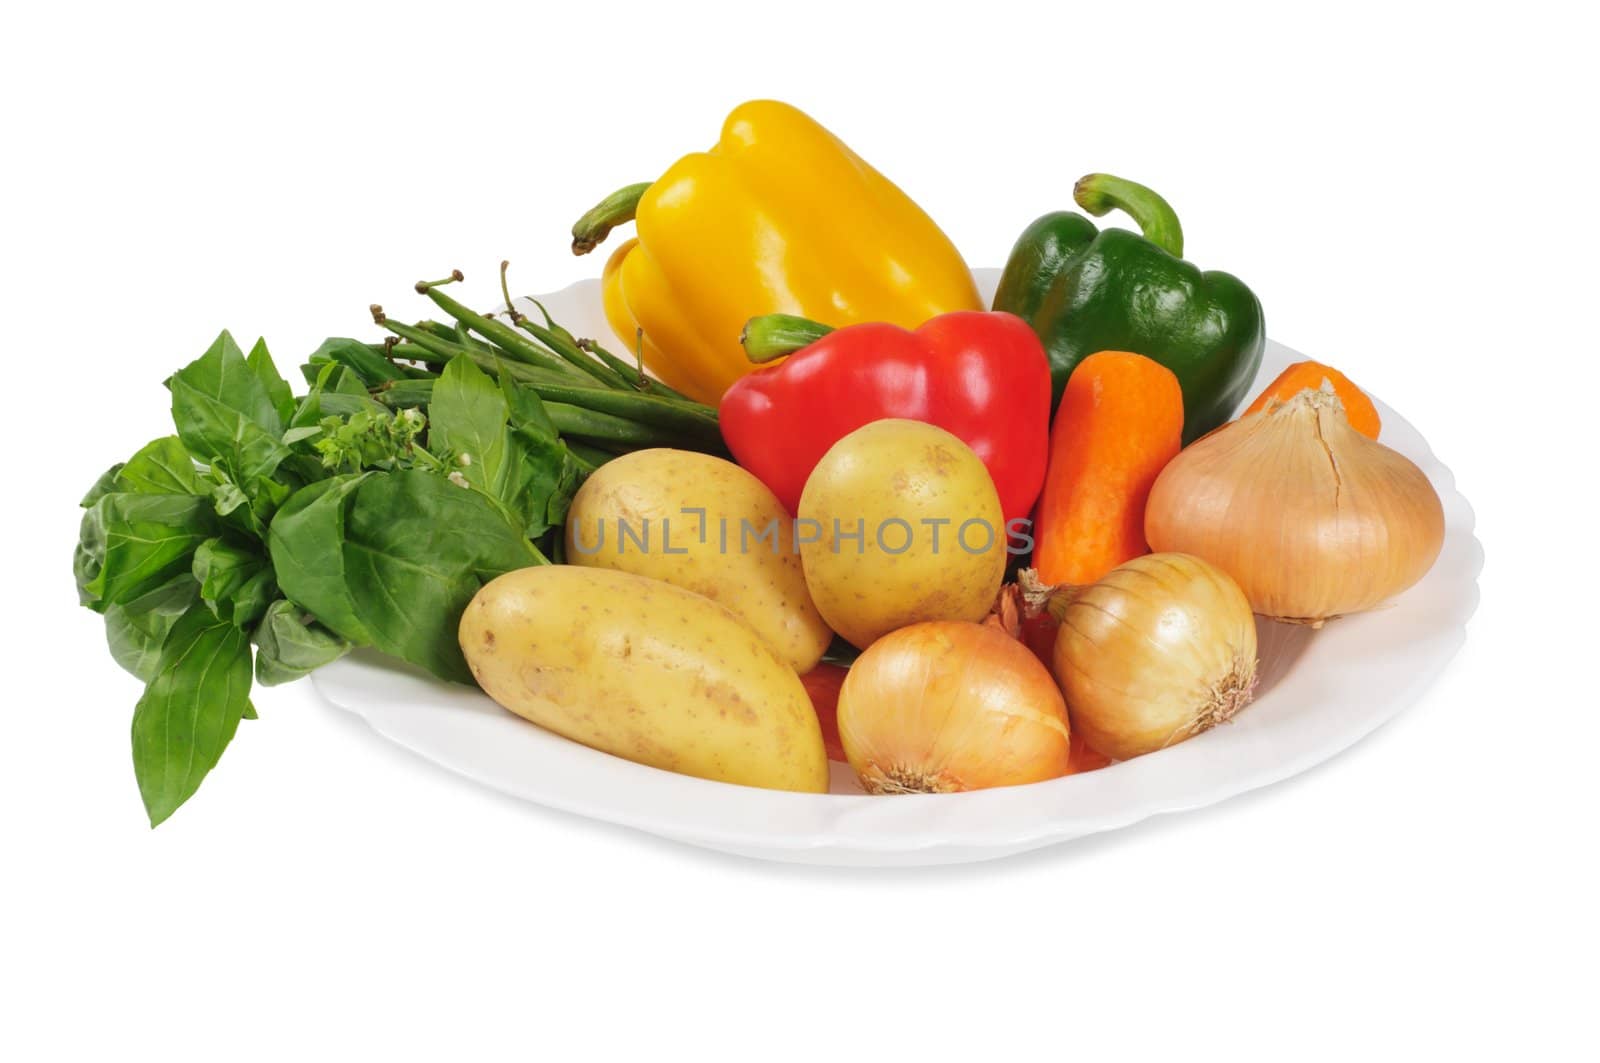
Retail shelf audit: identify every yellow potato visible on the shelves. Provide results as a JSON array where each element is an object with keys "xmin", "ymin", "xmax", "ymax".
[
  {"xmin": 459, "ymin": 566, "xmax": 828, "ymax": 793},
  {"xmin": 564, "ymin": 448, "xmax": 831, "ymax": 672},
  {"xmin": 798, "ymin": 419, "xmax": 1006, "ymax": 649}
]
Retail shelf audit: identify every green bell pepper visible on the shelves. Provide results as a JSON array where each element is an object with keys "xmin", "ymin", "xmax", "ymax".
[{"xmin": 993, "ymin": 173, "xmax": 1265, "ymax": 442}]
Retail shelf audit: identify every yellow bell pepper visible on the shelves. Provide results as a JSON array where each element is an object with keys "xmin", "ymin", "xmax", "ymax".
[{"xmin": 570, "ymin": 100, "xmax": 982, "ymax": 403}]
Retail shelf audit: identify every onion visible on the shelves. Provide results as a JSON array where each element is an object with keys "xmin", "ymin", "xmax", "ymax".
[
  {"xmin": 1145, "ymin": 384, "xmax": 1445, "ymax": 625},
  {"xmin": 837, "ymin": 621, "xmax": 1072, "ymax": 794},
  {"xmin": 1051, "ymin": 553, "xmax": 1257, "ymax": 761}
]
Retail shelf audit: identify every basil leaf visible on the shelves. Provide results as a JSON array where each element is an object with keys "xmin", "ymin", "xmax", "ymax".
[
  {"xmin": 506, "ymin": 433, "xmax": 583, "ymax": 539},
  {"xmin": 328, "ymin": 363, "xmax": 379, "ymax": 400},
  {"xmin": 497, "ymin": 377, "xmax": 585, "ymax": 536},
  {"xmin": 306, "ymin": 365, "xmax": 386, "ymax": 420},
  {"xmin": 309, "ymin": 337, "xmax": 405, "ymax": 385},
  {"xmin": 247, "ymin": 337, "xmax": 296, "ymax": 425},
  {"xmin": 82, "ymin": 463, "xmax": 126, "ymax": 507},
  {"xmin": 104, "ymin": 575, "xmax": 201, "ymax": 681},
  {"xmin": 253, "ymin": 599, "xmax": 351, "ymax": 686},
  {"xmin": 426, "ymin": 355, "xmax": 510, "ymax": 496},
  {"xmin": 75, "ymin": 493, "xmax": 218, "ymax": 610},
  {"xmin": 210, "ymin": 477, "xmax": 254, "ymax": 522},
  {"xmin": 193, "ymin": 537, "xmax": 261, "ymax": 600},
  {"xmin": 288, "ymin": 361, "xmax": 338, "ymax": 428},
  {"xmin": 167, "ymin": 330, "xmax": 291, "ymax": 488},
  {"xmin": 432, "ymin": 359, "xmax": 585, "ymax": 537},
  {"xmin": 501, "ymin": 373, "xmax": 557, "ymax": 442},
  {"xmin": 192, "ymin": 537, "xmax": 275, "ymax": 627},
  {"xmin": 131, "ymin": 603, "xmax": 253, "ymax": 827},
  {"xmin": 267, "ymin": 474, "xmax": 374, "ymax": 645},
  {"xmin": 229, "ymin": 569, "xmax": 278, "ymax": 629},
  {"xmin": 282, "ymin": 426, "xmax": 322, "ymax": 445},
  {"xmin": 339, "ymin": 470, "xmax": 542, "ymax": 682},
  {"xmin": 545, "ymin": 448, "xmax": 584, "ymax": 530},
  {"xmin": 207, "ymin": 469, "xmax": 281, "ymax": 542},
  {"xmin": 271, "ymin": 470, "xmax": 537, "ymax": 681},
  {"xmin": 117, "ymin": 436, "xmax": 203, "ymax": 496},
  {"xmin": 273, "ymin": 364, "xmax": 345, "ymax": 485}
]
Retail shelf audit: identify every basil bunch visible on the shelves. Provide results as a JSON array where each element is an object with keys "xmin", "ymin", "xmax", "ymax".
[{"xmin": 75, "ymin": 332, "xmax": 586, "ymax": 825}]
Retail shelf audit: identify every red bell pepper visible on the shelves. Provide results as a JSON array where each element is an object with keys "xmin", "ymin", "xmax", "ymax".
[{"xmin": 719, "ymin": 311, "xmax": 1052, "ymax": 524}]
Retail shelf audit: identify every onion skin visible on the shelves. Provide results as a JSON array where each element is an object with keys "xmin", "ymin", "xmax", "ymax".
[
  {"xmin": 838, "ymin": 622, "xmax": 1072, "ymax": 794},
  {"xmin": 1053, "ymin": 553, "xmax": 1257, "ymax": 762},
  {"xmin": 1145, "ymin": 386, "xmax": 1444, "ymax": 624}
]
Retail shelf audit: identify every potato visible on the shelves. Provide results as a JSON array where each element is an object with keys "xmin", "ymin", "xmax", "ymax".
[
  {"xmin": 798, "ymin": 419, "xmax": 1007, "ymax": 649},
  {"xmin": 459, "ymin": 565, "xmax": 828, "ymax": 793},
  {"xmin": 564, "ymin": 448, "xmax": 831, "ymax": 672}
]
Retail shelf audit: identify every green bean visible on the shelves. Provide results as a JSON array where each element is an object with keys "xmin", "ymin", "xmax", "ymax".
[
  {"xmin": 543, "ymin": 403, "xmax": 697, "ymax": 448},
  {"xmin": 375, "ymin": 316, "xmax": 584, "ymax": 387},
  {"xmin": 376, "ymin": 316, "xmax": 717, "ymax": 441},
  {"xmin": 522, "ymin": 297, "xmax": 581, "ymax": 350},
  {"xmin": 415, "ymin": 320, "xmax": 490, "ymax": 354},
  {"xmin": 419, "ymin": 277, "xmax": 624, "ymax": 389},
  {"xmin": 578, "ymin": 334, "xmax": 689, "ymax": 400},
  {"xmin": 371, "ymin": 379, "xmax": 435, "ymax": 408},
  {"xmin": 495, "ymin": 261, "xmax": 636, "ymax": 391},
  {"xmin": 521, "ymin": 382, "xmax": 720, "ymax": 444},
  {"xmin": 371, "ymin": 379, "xmax": 716, "ymax": 454},
  {"xmin": 520, "ymin": 316, "xmax": 633, "ymax": 389},
  {"xmin": 386, "ymin": 341, "xmax": 445, "ymax": 370},
  {"xmin": 452, "ymin": 322, "xmax": 483, "ymax": 353},
  {"xmin": 519, "ymin": 291, "xmax": 692, "ymax": 402}
]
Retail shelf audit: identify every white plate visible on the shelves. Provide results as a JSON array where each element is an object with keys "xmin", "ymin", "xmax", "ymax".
[{"xmin": 311, "ymin": 269, "xmax": 1483, "ymax": 866}]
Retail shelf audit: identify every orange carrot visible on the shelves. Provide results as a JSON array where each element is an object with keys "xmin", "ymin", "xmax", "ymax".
[
  {"xmin": 1031, "ymin": 351, "xmax": 1184, "ymax": 587},
  {"xmin": 1243, "ymin": 360, "xmax": 1381, "ymax": 439}
]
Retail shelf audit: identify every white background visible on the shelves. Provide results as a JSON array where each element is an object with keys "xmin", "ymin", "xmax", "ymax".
[{"xmin": 4, "ymin": 1, "xmax": 1595, "ymax": 1059}]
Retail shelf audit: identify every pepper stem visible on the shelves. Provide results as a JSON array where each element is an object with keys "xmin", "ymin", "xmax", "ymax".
[
  {"xmin": 571, "ymin": 182, "xmax": 652, "ymax": 255},
  {"xmin": 1073, "ymin": 173, "xmax": 1184, "ymax": 259},
  {"xmin": 740, "ymin": 314, "xmax": 834, "ymax": 363}
]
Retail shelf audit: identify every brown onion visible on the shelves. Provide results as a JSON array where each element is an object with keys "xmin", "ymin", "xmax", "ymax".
[
  {"xmin": 838, "ymin": 621, "xmax": 1072, "ymax": 794},
  {"xmin": 1052, "ymin": 553, "xmax": 1257, "ymax": 761},
  {"xmin": 1145, "ymin": 385, "xmax": 1444, "ymax": 625}
]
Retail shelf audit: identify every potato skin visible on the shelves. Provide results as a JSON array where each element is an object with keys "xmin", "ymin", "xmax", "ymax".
[
  {"xmin": 798, "ymin": 420, "xmax": 1007, "ymax": 649},
  {"xmin": 459, "ymin": 566, "xmax": 828, "ymax": 793},
  {"xmin": 564, "ymin": 449, "xmax": 831, "ymax": 672}
]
